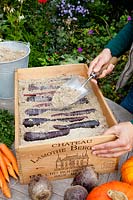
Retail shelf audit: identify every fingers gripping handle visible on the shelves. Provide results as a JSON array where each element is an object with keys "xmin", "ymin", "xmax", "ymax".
[
  {"xmin": 82, "ymin": 57, "xmax": 118, "ymax": 88},
  {"xmin": 91, "ymin": 56, "xmax": 118, "ymax": 78}
]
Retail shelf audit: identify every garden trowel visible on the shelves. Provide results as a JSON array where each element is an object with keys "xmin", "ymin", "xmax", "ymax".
[{"xmin": 52, "ymin": 57, "xmax": 118, "ymax": 108}]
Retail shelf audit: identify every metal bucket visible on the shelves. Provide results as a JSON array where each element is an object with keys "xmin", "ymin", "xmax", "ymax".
[{"xmin": 0, "ymin": 41, "xmax": 30, "ymax": 99}]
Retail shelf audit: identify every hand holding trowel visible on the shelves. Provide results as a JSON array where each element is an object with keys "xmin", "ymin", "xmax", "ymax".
[{"xmin": 52, "ymin": 57, "xmax": 118, "ymax": 109}]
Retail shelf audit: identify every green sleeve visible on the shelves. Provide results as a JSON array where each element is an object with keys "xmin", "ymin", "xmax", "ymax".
[
  {"xmin": 105, "ymin": 20, "xmax": 133, "ymax": 57},
  {"xmin": 130, "ymin": 119, "xmax": 133, "ymax": 124}
]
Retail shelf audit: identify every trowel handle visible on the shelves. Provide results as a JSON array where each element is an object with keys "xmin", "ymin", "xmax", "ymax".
[
  {"xmin": 82, "ymin": 57, "xmax": 118, "ymax": 88},
  {"xmin": 92, "ymin": 56, "xmax": 118, "ymax": 78}
]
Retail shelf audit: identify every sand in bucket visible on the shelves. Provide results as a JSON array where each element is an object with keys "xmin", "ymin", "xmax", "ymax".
[{"xmin": 0, "ymin": 41, "xmax": 30, "ymax": 112}]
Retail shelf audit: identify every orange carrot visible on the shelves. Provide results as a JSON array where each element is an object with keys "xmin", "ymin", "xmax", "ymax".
[
  {"xmin": 0, "ymin": 151, "xmax": 9, "ymax": 182},
  {"xmin": 3, "ymin": 154, "xmax": 18, "ymax": 180},
  {"xmin": 0, "ymin": 168, "xmax": 11, "ymax": 198},
  {"xmin": 0, "ymin": 172, "xmax": 2, "ymax": 188},
  {"xmin": 0, "ymin": 143, "xmax": 19, "ymax": 175}
]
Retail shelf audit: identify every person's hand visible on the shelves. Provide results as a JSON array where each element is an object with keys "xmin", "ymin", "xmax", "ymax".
[
  {"xmin": 88, "ymin": 48, "xmax": 114, "ymax": 82},
  {"xmin": 91, "ymin": 122, "xmax": 133, "ymax": 157}
]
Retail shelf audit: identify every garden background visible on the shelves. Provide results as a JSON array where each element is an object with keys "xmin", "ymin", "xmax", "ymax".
[{"xmin": 0, "ymin": 0, "xmax": 132, "ymax": 147}]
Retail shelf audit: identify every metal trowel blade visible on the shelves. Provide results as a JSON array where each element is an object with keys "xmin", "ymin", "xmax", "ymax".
[{"xmin": 64, "ymin": 77, "xmax": 89, "ymax": 99}]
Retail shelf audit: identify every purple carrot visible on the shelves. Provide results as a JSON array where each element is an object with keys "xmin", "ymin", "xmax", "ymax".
[
  {"xmin": 25, "ymin": 107, "xmax": 69, "ymax": 116},
  {"xmin": 23, "ymin": 116, "xmax": 88, "ymax": 127},
  {"xmin": 25, "ymin": 108, "xmax": 91, "ymax": 118},
  {"xmin": 53, "ymin": 120, "xmax": 100, "ymax": 130},
  {"xmin": 29, "ymin": 95, "xmax": 88, "ymax": 104},
  {"xmin": 28, "ymin": 84, "xmax": 60, "ymax": 91},
  {"xmin": 28, "ymin": 77, "xmax": 71, "ymax": 91},
  {"xmin": 25, "ymin": 108, "xmax": 48, "ymax": 116},
  {"xmin": 24, "ymin": 91, "xmax": 55, "ymax": 96},
  {"xmin": 26, "ymin": 95, "xmax": 52, "ymax": 102},
  {"xmin": 51, "ymin": 108, "xmax": 96, "ymax": 117},
  {"xmin": 54, "ymin": 116, "xmax": 88, "ymax": 122},
  {"xmin": 24, "ymin": 129, "xmax": 70, "ymax": 141},
  {"xmin": 33, "ymin": 102, "xmax": 52, "ymax": 108},
  {"xmin": 25, "ymin": 108, "xmax": 63, "ymax": 116},
  {"xmin": 28, "ymin": 84, "xmax": 38, "ymax": 90},
  {"xmin": 23, "ymin": 118, "xmax": 48, "ymax": 127},
  {"xmin": 77, "ymin": 97, "xmax": 89, "ymax": 104}
]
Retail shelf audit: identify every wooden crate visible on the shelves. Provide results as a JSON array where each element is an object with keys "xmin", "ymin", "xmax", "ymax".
[{"xmin": 15, "ymin": 63, "xmax": 118, "ymax": 184}]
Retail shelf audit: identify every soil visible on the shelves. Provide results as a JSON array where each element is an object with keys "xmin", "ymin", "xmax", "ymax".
[{"xmin": 0, "ymin": 46, "xmax": 26, "ymax": 62}]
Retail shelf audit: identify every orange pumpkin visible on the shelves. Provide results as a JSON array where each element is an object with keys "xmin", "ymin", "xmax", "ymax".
[
  {"xmin": 121, "ymin": 156, "xmax": 133, "ymax": 185},
  {"xmin": 86, "ymin": 181, "xmax": 133, "ymax": 200}
]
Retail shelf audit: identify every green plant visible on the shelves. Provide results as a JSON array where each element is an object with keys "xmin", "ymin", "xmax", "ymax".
[
  {"xmin": 38, "ymin": 52, "xmax": 60, "ymax": 66},
  {"xmin": 0, "ymin": 109, "xmax": 15, "ymax": 147},
  {"xmin": 0, "ymin": 0, "xmax": 132, "ymax": 103},
  {"xmin": 0, "ymin": 0, "xmax": 26, "ymax": 41}
]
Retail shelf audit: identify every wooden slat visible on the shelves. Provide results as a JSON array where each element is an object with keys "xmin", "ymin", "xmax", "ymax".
[
  {"xmin": 90, "ymin": 81, "xmax": 118, "ymax": 127},
  {"xmin": 16, "ymin": 64, "xmax": 88, "ymax": 80}
]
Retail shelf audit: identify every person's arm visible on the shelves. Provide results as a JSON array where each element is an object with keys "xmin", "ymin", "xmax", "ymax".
[
  {"xmin": 88, "ymin": 20, "xmax": 133, "ymax": 79},
  {"xmin": 91, "ymin": 121, "xmax": 133, "ymax": 157},
  {"xmin": 105, "ymin": 20, "xmax": 133, "ymax": 57}
]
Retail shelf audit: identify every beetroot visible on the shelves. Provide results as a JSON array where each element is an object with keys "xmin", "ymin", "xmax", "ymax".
[
  {"xmin": 72, "ymin": 166, "xmax": 98, "ymax": 192},
  {"xmin": 28, "ymin": 174, "xmax": 52, "ymax": 200},
  {"xmin": 64, "ymin": 185, "xmax": 88, "ymax": 200}
]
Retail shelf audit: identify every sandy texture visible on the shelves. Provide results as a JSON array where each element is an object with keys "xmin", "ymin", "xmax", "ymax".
[
  {"xmin": 18, "ymin": 75, "xmax": 109, "ymax": 145},
  {"xmin": 0, "ymin": 46, "xmax": 26, "ymax": 62},
  {"xmin": 52, "ymin": 85, "xmax": 81, "ymax": 108}
]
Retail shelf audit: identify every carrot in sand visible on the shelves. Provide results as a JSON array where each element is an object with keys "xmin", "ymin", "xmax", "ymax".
[
  {"xmin": 0, "ymin": 168, "xmax": 11, "ymax": 198},
  {"xmin": 0, "ymin": 151, "xmax": 9, "ymax": 182},
  {"xmin": 3, "ymin": 153, "xmax": 18, "ymax": 180},
  {"xmin": 0, "ymin": 143, "xmax": 19, "ymax": 176}
]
